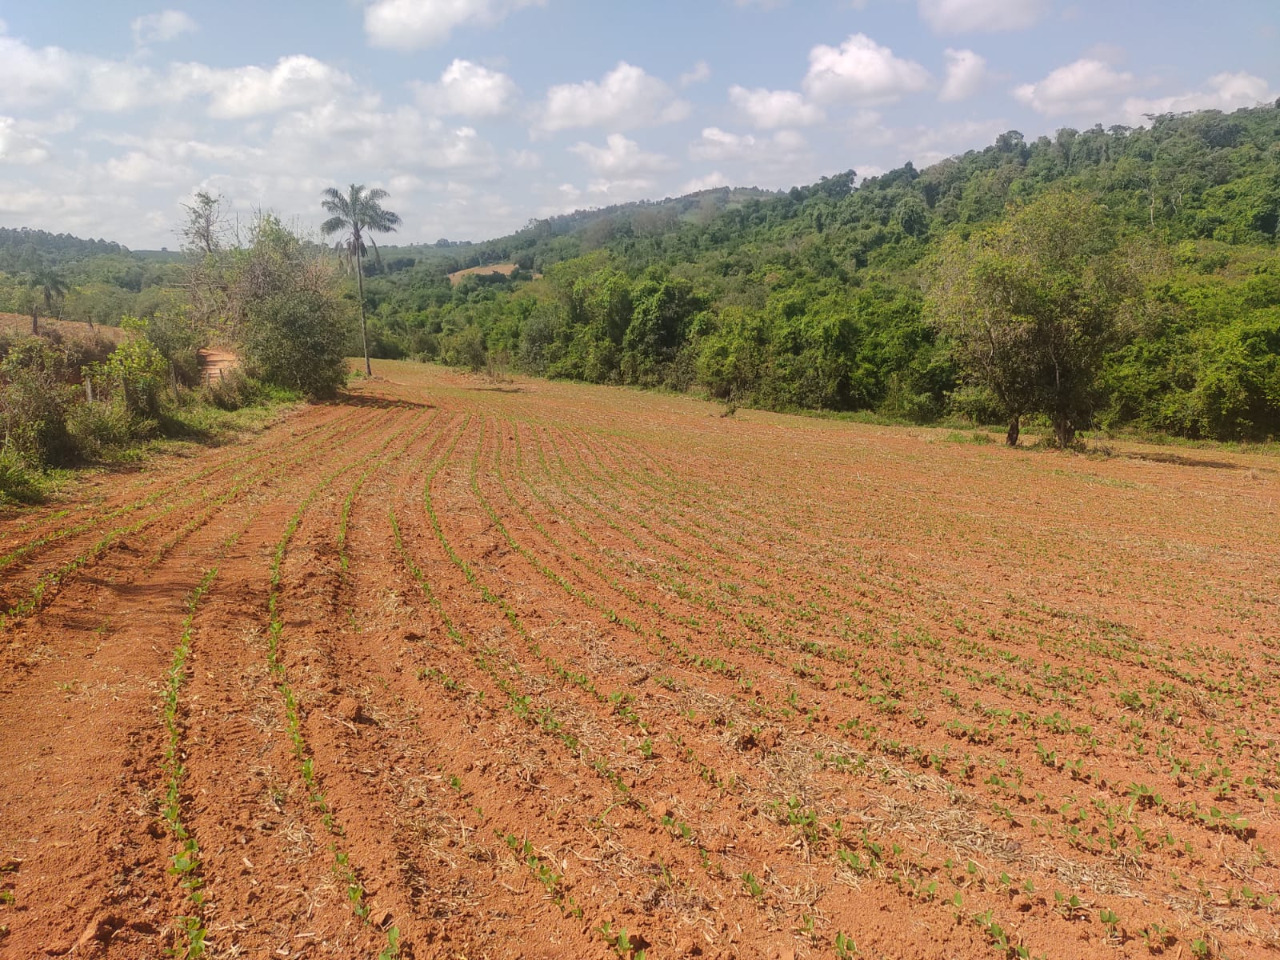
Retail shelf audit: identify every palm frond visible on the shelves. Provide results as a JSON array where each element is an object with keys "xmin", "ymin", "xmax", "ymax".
[{"xmin": 321, "ymin": 197, "xmax": 351, "ymax": 217}]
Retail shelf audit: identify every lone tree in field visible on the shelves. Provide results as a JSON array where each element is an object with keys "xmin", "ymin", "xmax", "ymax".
[
  {"xmin": 320, "ymin": 184, "xmax": 401, "ymax": 377},
  {"xmin": 927, "ymin": 191, "xmax": 1133, "ymax": 447},
  {"xmin": 25, "ymin": 267, "xmax": 68, "ymax": 334}
]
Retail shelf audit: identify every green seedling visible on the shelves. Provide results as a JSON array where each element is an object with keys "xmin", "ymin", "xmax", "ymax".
[
  {"xmin": 377, "ymin": 926, "xmax": 401, "ymax": 960},
  {"xmin": 835, "ymin": 931, "xmax": 860, "ymax": 958}
]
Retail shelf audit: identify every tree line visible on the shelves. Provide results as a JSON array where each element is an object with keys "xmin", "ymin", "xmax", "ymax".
[
  {"xmin": 354, "ymin": 102, "xmax": 1280, "ymax": 444},
  {"xmin": 1, "ymin": 103, "xmax": 1277, "ymax": 450}
]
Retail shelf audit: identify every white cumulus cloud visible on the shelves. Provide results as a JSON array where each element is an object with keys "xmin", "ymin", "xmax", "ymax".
[
  {"xmin": 132, "ymin": 10, "xmax": 199, "ymax": 45},
  {"xmin": 0, "ymin": 35, "xmax": 80, "ymax": 109},
  {"xmin": 536, "ymin": 62, "xmax": 690, "ymax": 133},
  {"xmin": 413, "ymin": 59, "xmax": 518, "ymax": 117},
  {"xmin": 0, "ymin": 29, "xmax": 357, "ymax": 119},
  {"xmin": 939, "ymin": 48, "xmax": 986, "ymax": 102},
  {"xmin": 919, "ymin": 0, "xmax": 1046, "ymax": 33},
  {"xmin": 364, "ymin": 0, "xmax": 544, "ymax": 50},
  {"xmin": 728, "ymin": 85, "xmax": 824, "ymax": 129},
  {"xmin": 680, "ymin": 61, "xmax": 711, "ymax": 87},
  {"xmin": 1123, "ymin": 72, "xmax": 1276, "ymax": 124},
  {"xmin": 105, "ymin": 149, "xmax": 192, "ymax": 185},
  {"xmin": 691, "ymin": 126, "xmax": 805, "ymax": 162},
  {"xmin": 171, "ymin": 56, "xmax": 357, "ymax": 119},
  {"xmin": 0, "ymin": 117, "xmax": 51, "ymax": 164},
  {"xmin": 803, "ymin": 34, "xmax": 931, "ymax": 105},
  {"xmin": 569, "ymin": 134, "xmax": 673, "ymax": 176},
  {"xmin": 681, "ymin": 171, "xmax": 729, "ymax": 193},
  {"xmin": 1013, "ymin": 58, "xmax": 1135, "ymax": 116},
  {"xmin": 268, "ymin": 102, "xmax": 497, "ymax": 173}
]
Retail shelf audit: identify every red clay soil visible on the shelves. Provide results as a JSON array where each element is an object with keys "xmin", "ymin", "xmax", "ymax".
[{"xmin": 1, "ymin": 361, "xmax": 1278, "ymax": 960}]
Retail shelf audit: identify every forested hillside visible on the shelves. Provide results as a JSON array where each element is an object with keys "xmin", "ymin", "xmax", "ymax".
[
  {"xmin": 376, "ymin": 186, "xmax": 781, "ymax": 273},
  {"xmin": 0, "ymin": 227, "xmax": 128, "ymax": 268},
  {"xmin": 361, "ymin": 103, "xmax": 1280, "ymax": 441},
  {"xmin": 1, "ymin": 104, "xmax": 1277, "ymax": 442}
]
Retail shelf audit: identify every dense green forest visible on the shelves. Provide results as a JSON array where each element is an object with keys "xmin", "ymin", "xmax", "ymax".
[
  {"xmin": 354, "ymin": 103, "xmax": 1280, "ymax": 443},
  {"xmin": 2, "ymin": 103, "xmax": 1278, "ymax": 443}
]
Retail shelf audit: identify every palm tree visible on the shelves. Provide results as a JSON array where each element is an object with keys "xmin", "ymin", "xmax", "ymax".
[
  {"xmin": 320, "ymin": 184, "xmax": 401, "ymax": 376},
  {"xmin": 26, "ymin": 267, "xmax": 68, "ymax": 334}
]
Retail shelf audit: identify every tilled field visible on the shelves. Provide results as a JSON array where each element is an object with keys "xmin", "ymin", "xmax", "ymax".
[{"xmin": 1, "ymin": 362, "xmax": 1278, "ymax": 960}]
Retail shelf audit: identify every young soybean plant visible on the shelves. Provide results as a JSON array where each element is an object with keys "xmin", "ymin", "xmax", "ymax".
[
  {"xmin": 599, "ymin": 920, "xmax": 646, "ymax": 960},
  {"xmin": 835, "ymin": 930, "xmax": 859, "ymax": 958},
  {"xmin": 377, "ymin": 926, "xmax": 401, "ymax": 960}
]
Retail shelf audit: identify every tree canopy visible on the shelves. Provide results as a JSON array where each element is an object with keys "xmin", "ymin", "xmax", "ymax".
[
  {"xmin": 321, "ymin": 184, "xmax": 402, "ymax": 376},
  {"xmin": 2, "ymin": 103, "xmax": 1279, "ymax": 442}
]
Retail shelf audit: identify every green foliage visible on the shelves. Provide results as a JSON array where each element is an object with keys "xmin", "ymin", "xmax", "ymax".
[
  {"xmin": 0, "ymin": 335, "xmax": 79, "ymax": 465},
  {"xmin": 0, "ymin": 447, "xmax": 43, "ymax": 504},
  {"xmin": 243, "ymin": 289, "xmax": 348, "ymax": 399},
  {"xmin": 88, "ymin": 318, "xmax": 170, "ymax": 420},
  {"xmin": 64, "ymin": 398, "xmax": 137, "ymax": 459},
  {"xmin": 4, "ymin": 103, "xmax": 1280, "ymax": 441},
  {"xmin": 198, "ymin": 368, "xmax": 267, "ymax": 411},
  {"xmin": 144, "ymin": 310, "xmax": 203, "ymax": 387},
  {"xmin": 0, "ymin": 213, "xmax": 337, "ymax": 492},
  {"xmin": 440, "ymin": 324, "xmax": 488, "ymax": 373},
  {"xmin": 927, "ymin": 190, "xmax": 1134, "ymax": 445},
  {"xmin": 372, "ymin": 103, "xmax": 1280, "ymax": 442},
  {"xmin": 1099, "ymin": 254, "xmax": 1280, "ymax": 439},
  {"xmin": 1190, "ymin": 311, "xmax": 1280, "ymax": 439},
  {"xmin": 236, "ymin": 218, "xmax": 351, "ymax": 400}
]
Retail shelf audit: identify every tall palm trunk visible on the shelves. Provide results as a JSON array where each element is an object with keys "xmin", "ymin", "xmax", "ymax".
[{"xmin": 356, "ymin": 248, "xmax": 371, "ymax": 377}]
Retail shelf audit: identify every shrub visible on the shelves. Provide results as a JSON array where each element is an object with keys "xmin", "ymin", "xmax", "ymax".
[
  {"xmin": 0, "ymin": 447, "xmax": 43, "ymax": 504},
  {"xmin": 87, "ymin": 324, "xmax": 171, "ymax": 419},
  {"xmin": 58, "ymin": 331, "xmax": 118, "ymax": 372},
  {"xmin": 1191, "ymin": 312, "xmax": 1280, "ymax": 440},
  {"xmin": 144, "ymin": 311, "xmax": 203, "ymax": 387},
  {"xmin": 946, "ymin": 384, "xmax": 1006, "ymax": 426},
  {"xmin": 441, "ymin": 325, "xmax": 488, "ymax": 373},
  {"xmin": 65, "ymin": 399, "xmax": 138, "ymax": 460},
  {"xmin": 0, "ymin": 337, "xmax": 78, "ymax": 466},
  {"xmin": 199, "ymin": 368, "xmax": 264, "ymax": 411},
  {"xmin": 243, "ymin": 289, "xmax": 349, "ymax": 400}
]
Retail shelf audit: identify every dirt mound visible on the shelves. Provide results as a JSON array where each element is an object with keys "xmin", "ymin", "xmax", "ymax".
[{"xmin": 0, "ymin": 361, "xmax": 1277, "ymax": 959}]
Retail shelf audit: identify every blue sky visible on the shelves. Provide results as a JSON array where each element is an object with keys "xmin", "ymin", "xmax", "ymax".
[{"xmin": 0, "ymin": 0, "xmax": 1275, "ymax": 248}]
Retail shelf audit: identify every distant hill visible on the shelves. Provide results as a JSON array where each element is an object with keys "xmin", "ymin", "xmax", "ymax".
[
  {"xmin": 379, "ymin": 185, "xmax": 781, "ymax": 273},
  {"xmin": 130, "ymin": 249, "xmax": 185, "ymax": 263},
  {"xmin": 0, "ymin": 227, "xmax": 127, "ymax": 271}
]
